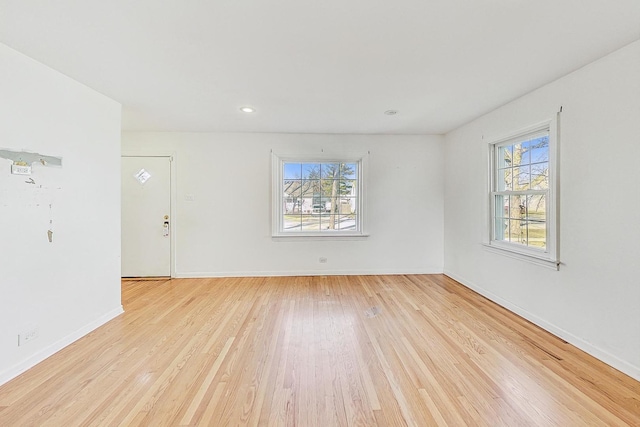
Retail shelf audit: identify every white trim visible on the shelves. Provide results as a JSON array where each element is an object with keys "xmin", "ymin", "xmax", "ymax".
[
  {"xmin": 485, "ymin": 119, "xmax": 553, "ymax": 146},
  {"xmin": 175, "ymin": 268, "xmax": 443, "ymax": 278},
  {"xmin": 0, "ymin": 306, "xmax": 124, "ymax": 387},
  {"xmin": 482, "ymin": 243, "xmax": 559, "ymax": 270},
  {"xmin": 271, "ymin": 233, "xmax": 370, "ymax": 241},
  {"xmin": 443, "ymin": 270, "xmax": 640, "ymax": 382},
  {"xmin": 121, "ymin": 151, "xmax": 177, "ymax": 278}
]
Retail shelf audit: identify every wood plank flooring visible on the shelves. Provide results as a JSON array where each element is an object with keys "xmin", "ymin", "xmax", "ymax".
[{"xmin": 0, "ymin": 275, "xmax": 638, "ymax": 426}]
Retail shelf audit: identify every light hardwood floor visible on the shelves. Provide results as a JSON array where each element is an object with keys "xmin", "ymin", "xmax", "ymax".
[{"xmin": 0, "ymin": 275, "xmax": 638, "ymax": 426}]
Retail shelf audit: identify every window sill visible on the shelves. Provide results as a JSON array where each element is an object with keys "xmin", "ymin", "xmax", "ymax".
[
  {"xmin": 272, "ymin": 233, "xmax": 370, "ymax": 241},
  {"xmin": 482, "ymin": 243, "xmax": 560, "ymax": 270}
]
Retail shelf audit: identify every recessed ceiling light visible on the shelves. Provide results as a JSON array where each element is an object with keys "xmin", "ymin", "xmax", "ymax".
[
  {"xmin": 384, "ymin": 110, "xmax": 398, "ymax": 115},
  {"xmin": 240, "ymin": 106, "xmax": 255, "ymax": 113}
]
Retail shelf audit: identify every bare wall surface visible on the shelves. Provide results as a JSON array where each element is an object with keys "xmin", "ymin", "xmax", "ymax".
[
  {"xmin": 0, "ymin": 43, "xmax": 123, "ymax": 385},
  {"xmin": 444, "ymin": 41, "xmax": 640, "ymax": 380},
  {"xmin": 122, "ymin": 133, "xmax": 445, "ymax": 276}
]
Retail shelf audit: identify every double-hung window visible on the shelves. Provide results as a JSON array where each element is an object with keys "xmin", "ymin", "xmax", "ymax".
[
  {"xmin": 487, "ymin": 118, "xmax": 559, "ymax": 267},
  {"xmin": 272, "ymin": 154, "xmax": 366, "ymax": 237}
]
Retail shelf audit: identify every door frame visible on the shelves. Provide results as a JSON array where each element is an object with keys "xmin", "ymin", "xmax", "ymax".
[{"xmin": 122, "ymin": 150, "xmax": 177, "ymax": 278}]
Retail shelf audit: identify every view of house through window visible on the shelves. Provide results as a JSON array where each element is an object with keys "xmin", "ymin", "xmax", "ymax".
[
  {"xmin": 492, "ymin": 130, "xmax": 550, "ymax": 250},
  {"xmin": 282, "ymin": 162, "xmax": 358, "ymax": 232}
]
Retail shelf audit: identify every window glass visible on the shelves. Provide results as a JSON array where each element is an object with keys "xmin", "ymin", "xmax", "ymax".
[
  {"xmin": 278, "ymin": 160, "xmax": 361, "ymax": 235},
  {"xmin": 491, "ymin": 129, "xmax": 551, "ymax": 252}
]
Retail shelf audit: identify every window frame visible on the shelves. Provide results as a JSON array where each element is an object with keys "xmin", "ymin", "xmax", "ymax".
[
  {"xmin": 271, "ymin": 152, "xmax": 368, "ymax": 238},
  {"xmin": 485, "ymin": 116, "xmax": 560, "ymax": 269}
]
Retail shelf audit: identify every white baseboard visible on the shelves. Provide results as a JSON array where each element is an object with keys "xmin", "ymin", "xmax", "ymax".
[
  {"xmin": 0, "ymin": 306, "xmax": 124, "ymax": 387},
  {"xmin": 444, "ymin": 270, "xmax": 640, "ymax": 382},
  {"xmin": 175, "ymin": 268, "xmax": 443, "ymax": 278}
]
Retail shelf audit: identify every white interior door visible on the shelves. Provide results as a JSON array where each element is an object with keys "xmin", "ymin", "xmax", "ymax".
[{"xmin": 121, "ymin": 156, "xmax": 171, "ymax": 277}]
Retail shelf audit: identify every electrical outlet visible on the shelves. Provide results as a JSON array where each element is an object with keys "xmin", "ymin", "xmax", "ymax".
[
  {"xmin": 11, "ymin": 164, "xmax": 32, "ymax": 175},
  {"xmin": 18, "ymin": 327, "xmax": 39, "ymax": 346},
  {"xmin": 319, "ymin": 257, "xmax": 327, "ymax": 263}
]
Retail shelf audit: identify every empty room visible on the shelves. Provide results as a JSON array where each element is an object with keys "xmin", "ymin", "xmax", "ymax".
[{"xmin": 1, "ymin": 1, "xmax": 639, "ymax": 425}]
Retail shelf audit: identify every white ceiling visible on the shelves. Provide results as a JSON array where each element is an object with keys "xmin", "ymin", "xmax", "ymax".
[{"xmin": 1, "ymin": 1, "xmax": 639, "ymax": 135}]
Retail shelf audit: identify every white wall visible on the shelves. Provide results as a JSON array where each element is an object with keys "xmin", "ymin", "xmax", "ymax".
[
  {"xmin": 444, "ymin": 41, "xmax": 640, "ymax": 380},
  {"xmin": 0, "ymin": 44, "xmax": 123, "ymax": 385},
  {"xmin": 122, "ymin": 133, "xmax": 444, "ymax": 276}
]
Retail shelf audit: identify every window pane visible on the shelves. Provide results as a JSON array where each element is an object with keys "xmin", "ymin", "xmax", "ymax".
[
  {"xmin": 494, "ymin": 194, "xmax": 548, "ymax": 249},
  {"xmin": 526, "ymin": 219, "xmax": 546, "ymax": 249},
  {"xmin": 298, "ymin": 180, "xmax": 310, "ymax": 199},
  {"xmin": 526, "ymin": 194, "xmax": 546, "ymax": 248},
  {"xmin": 338, "ymin": 197, "xmax": 356, "ymax": 214},
  {"xmin": 340, "ymin": 163, "xmax": 357, "ymax": 179},
  {"xmin": 321, "ymin": 163, "xmax": 340, "ymax": 179},
  {"xmin": 505, "ymin": 219, "xmax": 512, "ymax": 242},
  {"xmin": 519, "ymin": 140, "xmax": 531, "ymax": 165},
  {"xmin": 298, "ymin": 198, "xmax": 312, "ymax": 213},
  {"xmin": 509, "ymin": 195, "xmax": 525, "ymax": 219},
  {"xmin": 339, "ymin": 179, "xmax": 356, "ymax": 196},
  {"xmin": 508, "ymin": 195, "xmax": 526, "ymax": 244},
  {"xmin": 338, "ymin": 214, "xmax": 357, "ymax": 230},
  {"xmin": 301, "ymin": 179, "xmax": 321, "ymax": 198},
  {"xmin": 515, "ymin": 165, "xmax": 531, "ymax": 190},
  {"xmin": 508, "ymin": 166, "xmax": 529, "ymax": 191},
  {"xmin": 283, "ymin": 198, "xmax": 298, "ymax": 214},
  {"xmin": 318, "ymin": 214, "xmax": 331, "ymax": 230},
  {"xmin": 531, "ymin": 163, "xmax": 548, "ymax": 190},
  {"xmin": 310, "ymin": 200, "xmax": 325, "ymax": 213},
  {"xmin": 510, "ymin": 219, "xmax": 517, "ymax": 244},
  {"xmin": 282, "ymin": 179, "xmax": 302, "ymax": 198},
  {"xmin": 512, "ymin": 143, "xmax": 525, "ymax": 167},
  {"xmin": 530, "ymin": 136, "xmax": 549, "ymax": 163},
  {"xmin": 498, "ymin": 168, "xmax": 512, "ymax": 191},
  {"xmin": 284, "ymin": 163, "xmax": 301, "ymax": 179},
  {"xmin": 320, "ymin": 213, "xmax": 345, "ymax": 231},
  {"xmin": 497, "ymin": 146, "xmax": 513, "ymax": 168},
  {"xmin": 495, "ymin": 194, "xmax": 507, "ymax": 219},
  {"xmin": 300, "ymin": 215, "xmax": 320, "ymax": 231},
  {"xmin": 302, "ymin": 163, "xmax": 320, "ymax": 179},
  {"xmin": 321, "ymin": 179, "xmax": 338, "ymax": 197},
  {"xmin": 494, "ymin": 217, "xmax": 508, "ymax": 241},
  {"xmin": 526, "ymin": 194, "xmax": 546, "ymax": 222},
  {"xmin": 283, "ymin": 213, "xmax": 302, "ymax": 231}
]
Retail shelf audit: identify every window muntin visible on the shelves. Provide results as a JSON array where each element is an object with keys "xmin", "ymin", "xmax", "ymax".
[
  {"xmin": 274, "ymin": 157, "xmax": 363, "ymax": 236},
  {"xmin": 490, "ymin": 126, "xmax": 555, "ymax": 256}
]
